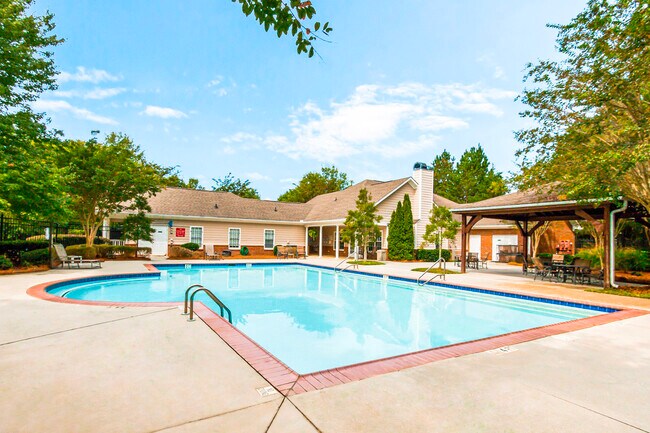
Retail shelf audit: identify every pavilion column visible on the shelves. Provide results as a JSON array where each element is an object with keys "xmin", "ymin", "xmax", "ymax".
[
  {"xmin": 335, "ymin": 225, "xmax": 340, "ymax": 259},
  {"xmin": 304, "ymin": 227, "xmax": 309, "ymax": 257},
  {"xmin": 460, "ymin": 215, "xmax": 467, "ymax": 273},
  {"xmin": 603, "ymin": 204, "xmax": 611, "ymax": 288},
  {"xmin": 523, "ymin": 221, "xmax": 529, "ymax": 273},
  {"xmin": 318, "ymin": 226, "xmax": 323, "ymax": 258}
]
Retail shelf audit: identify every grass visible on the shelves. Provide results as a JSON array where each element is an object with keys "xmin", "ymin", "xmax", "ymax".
[
  {"xmin": 411, "ymin": 267, "xmax": 460, "ymax": 275},
  {"xmin": 347, "ymin": 260, "xmax": 385, "ymax": 266},
  {"xmin": 586, "ymin": 286, "xmax": 650, "ymax": 299}
]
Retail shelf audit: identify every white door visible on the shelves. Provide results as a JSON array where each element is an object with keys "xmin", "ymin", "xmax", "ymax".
[
  {"xmin": 469, "ymin": 235, "xmax": 481, "ymax": 255},
  {"xmin": 492, "ymin": 235, "xmax": 518, "ymax": 262},
  {"xmin": 139, "ymin": 225, "xmax": 168, "ymax": 255}
]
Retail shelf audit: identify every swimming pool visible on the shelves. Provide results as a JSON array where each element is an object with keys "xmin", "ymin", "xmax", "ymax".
[{"xmin": 44, "ymin": 264, "xmax": 612, "ymax": 374}]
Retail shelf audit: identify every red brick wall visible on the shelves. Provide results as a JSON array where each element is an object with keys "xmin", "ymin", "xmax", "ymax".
[{"xmin": 538, "ymin": 221, "xmax": 575, "ymax": 255}]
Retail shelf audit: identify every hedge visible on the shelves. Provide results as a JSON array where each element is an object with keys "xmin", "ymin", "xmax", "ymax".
[
  {"xmin": 181, "ymin": 242, "xmax": 200, "ymax": 251},
  {"xmin": 416, "ymin": 249, "xmax": 451, "ymax": 262},
  {"xmin": 65, "ymin": 244, "xmax": 152, "ymax": 259},
  {"xmin": 169, "ymin": 245, "xmax": 193, "ymax": 258},
  {"xmin": 20, "ymin": 248, "xmax": 50, "ymax": 266},
  {"xmin": 66, "ymin": 245, "xmax": 97, "ymax": 259},
  {"xmin": 0, "ymin": 240, "xmax": 49, "ymax": 265},
  {"xmin": 0, "ymin": 256, "xmax": 13, "ymax": 270},
  {"xmin": 28, "ymin": 234, "xmax": 110, "ymax": 247}
]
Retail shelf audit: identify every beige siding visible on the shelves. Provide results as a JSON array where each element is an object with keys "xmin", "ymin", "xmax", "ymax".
[
  {"xmin": 168, "ymin": 220, "xmax": 305, "ymax": 249},
  {"xmin": 376, "ymin": 183, "xmax": 416, "ymax": 221}
]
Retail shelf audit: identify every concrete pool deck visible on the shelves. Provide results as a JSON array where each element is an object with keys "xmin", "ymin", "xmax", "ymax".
[{"xmin": 1, "ymin": 259, "xmax": 649, "ymax": 432}]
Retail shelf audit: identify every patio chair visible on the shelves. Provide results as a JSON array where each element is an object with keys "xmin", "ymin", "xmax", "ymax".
[
  {"xmin": 573, "ymin": 259, "xmax": 592, "ymax": 285},
  {"xmin": 479, "ymin": 253, "xmax": 489, "ymax": 269},
  {"xmin": 296, "ymin": 246, "xmax": 307, "ymax": 259},
  {"xmin": 53, "ymin": 243, "xmax": 101, "ymax": 269},
  {"xmin": 551, "ymin": 254, "xmax": 565, "ymax": 265},
  {"xmin": 467, "ymin": 252, "xmax": 479, "ymax": 269},
  {"xmin": 276, "ymin": 246, "xmax": 288, "ymax": 259},
  {"xmin": 532, "ymin": 257, "xmax": 558, "ymax": 281},
  {"xmin": 204, "ymin": 244, "xmax": 222, "ymax": 260}
]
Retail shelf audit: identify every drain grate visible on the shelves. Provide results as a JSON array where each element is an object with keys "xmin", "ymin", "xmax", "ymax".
[
  {"xmin": 256, "ymin": 386, "xmax": 278, "ymax": 397},
  {"xmin": 488, "ymin": 346, "xmax": 518, "ymax": 354}
]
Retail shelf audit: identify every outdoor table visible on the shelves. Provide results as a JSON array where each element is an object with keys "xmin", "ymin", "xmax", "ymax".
[{"xmin": 552, "ymin": 264, "xmax": 583, "ymax": 284}]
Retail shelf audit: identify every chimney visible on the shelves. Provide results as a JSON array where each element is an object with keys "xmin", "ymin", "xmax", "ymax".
[{"xmin": 412, "ymin": 162, "xmax": 434, "ymax": 247}]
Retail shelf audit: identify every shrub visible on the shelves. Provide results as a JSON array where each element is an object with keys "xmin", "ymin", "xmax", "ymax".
[
  {"xmin": 0, "ymin": 255, "xmax": 13, "ymax": 270},
  {"xmin": 0, "ymin": 240, "xmax": 50, "ymax": 264},
  {"xmin": 416, "ymin": 249, "xmax": 451, "ymax": 262},
  {"xmin": 575, "ymin": 248, "xmax": 603, "ymax": 268},
  {"xmin": 181, "ymin": 242, "xmax": 200, "ymax": 251},
  {"xmin": 28, "ymin": 234, "xmax": 110, "ymax": 246},
  {"xmin": 537, "ymin": 253, "xmax": 552, "ymax": 260},
  {"xmin": 616, "ymin": 248, "xmax": 650, "ymax": 272},
  {"xmin": 113, "ymin": 245, "xmax": 152, "ymax": 258},
  {"xmin": 240, "ymin": 246, "xmax": 249, "ymax": 256},
  {"xmin": 169, "ymin": 245, "xmax": 193, "ymax": 259},
  {"xmin": 273, "ymin": 245, "xmax": 278, "ymax": 256},
  {"xmin": 95, "ymin": 244, "xmax": 117, "ymax": 258},
  {"xmin": 20, "ymin": 248, "xmax": 50, "ymax": 266},
  {"xmin": 66, "ymin": 245, "xmax": 98, "ymax": 259}
]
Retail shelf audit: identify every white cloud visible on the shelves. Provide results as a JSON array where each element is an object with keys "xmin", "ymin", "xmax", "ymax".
[
  {"xmin": 52, "ymin": 87, "xmax": 126, "ymax": 100},
  {"xmin": 245, "ymin": 172, "xmax": 270, "ymax": 181},
  {"xmin": 207, "ymin": 76, "xmax": 235, "ymax": 97},
  {"xmin": 257, "ymin": 82, "xmax": 514, "ymax": 162},
  {"xmin": 32, "ymin": 100, "xmax": 118, "ymax": 125},
  {"xmin": 58, "ymin": 67, "xmax": 120, "ymax": 84},
  {"xmin": 207, "ymin": 76, "xmax": 224, "ymax": 87},
  {"xmin": 141, "ymin": 105, "xmax": 188, "ymax": 119}
]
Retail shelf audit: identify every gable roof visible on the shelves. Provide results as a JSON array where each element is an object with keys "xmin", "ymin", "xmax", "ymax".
[
  {"xmin": 136, "ymin": 188, "xmax": 310, "ymax": 222},
  {"xmin": 304, "ymin": 178, "xmax": 413, "ymax": 221}
]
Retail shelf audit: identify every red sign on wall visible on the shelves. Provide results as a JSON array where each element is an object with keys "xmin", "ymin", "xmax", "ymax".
[{"xmin": 175, "ymin": 228, "xmax": 186, "ymax": 237}]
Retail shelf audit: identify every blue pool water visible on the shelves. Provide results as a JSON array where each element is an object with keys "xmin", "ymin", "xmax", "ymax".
[{"xmin": 48, "ymin": 264, "xmax": 608, "ymax": 373}]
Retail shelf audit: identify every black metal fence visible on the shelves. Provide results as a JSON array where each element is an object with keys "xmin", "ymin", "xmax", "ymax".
[{"xmin": 0, "ymin": 214, "xmax": 121, "ymax": 242}]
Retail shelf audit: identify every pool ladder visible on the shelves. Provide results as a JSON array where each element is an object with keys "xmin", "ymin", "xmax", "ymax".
[
  {"xmin": 182, "ymin": 284, "xmax": 232, "ymax": 323},
  {"xmin": 417, "ymin": 258, "xmax": 446, "ymax": 285},
  {"xmin": 334, "ymin": 254, "xmax": 358, "ymax": 273}
]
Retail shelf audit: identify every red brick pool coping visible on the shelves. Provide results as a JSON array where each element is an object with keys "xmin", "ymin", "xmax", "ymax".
[{"xmin": 26, "ymin": 266, "xmax": 649, "ymax": 396}]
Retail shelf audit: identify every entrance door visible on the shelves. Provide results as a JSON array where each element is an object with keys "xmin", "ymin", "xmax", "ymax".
[
  {"xmin": 469, "ymin": 235, "xmax": 481, "ymax": 255},
  {"xmin": 140, "ymin": 225, "xmax": 168, "ymax": 255},
  {"xmin": 492, "ymin": 235, "xmax": 518, "ymax": 262}
]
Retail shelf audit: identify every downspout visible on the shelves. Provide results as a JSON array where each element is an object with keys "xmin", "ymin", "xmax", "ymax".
[{"xmin": 609, "ymin": 200, "xmax": 628, "ymax": 288}]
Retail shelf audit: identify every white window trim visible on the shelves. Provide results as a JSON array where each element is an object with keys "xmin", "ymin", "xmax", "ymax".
[
  {"xmin": 189, "ymin": 226, "xmax": 203, "ymax": 247},
  {"xmin": 263, "ymin": 229, "xmax": 275, "ymax": 250},
  {"xmin": 228, "ymin": 227, "xmax": 241, "ymax": 249}
]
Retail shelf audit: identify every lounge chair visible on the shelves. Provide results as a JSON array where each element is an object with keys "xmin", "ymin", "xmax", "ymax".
[
  {"xmin": 204, "ymin": 244, "xmax": 222, "ymax": 260},
  {"xmin": 276, "ymin": 246, "xmax": 288, "ymax": 259},
  {"xmin": 296, "ymin": 246, "xmax": 307, "ymax": 259},
  {"xmin": 53, "ymin": 243, "xmax": 101, "ymax": 269}
]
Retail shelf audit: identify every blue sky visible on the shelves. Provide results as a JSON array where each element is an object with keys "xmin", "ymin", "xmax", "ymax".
[{"xmin": 33, "ymin": 0, "xmax": 585, "ymax": 199}]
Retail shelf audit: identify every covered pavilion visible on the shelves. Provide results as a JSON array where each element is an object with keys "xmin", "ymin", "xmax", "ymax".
[{"xmin": 451, "ymin": 187, "xmax": 649, "ymax": 287}]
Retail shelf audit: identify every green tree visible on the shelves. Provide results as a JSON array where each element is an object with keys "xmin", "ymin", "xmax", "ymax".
[
  {"xmin": 234, "ymin": 0, "xmax": 332, "ymax": 58},
  {"xmin": 121, "ymin": 212, "xmax": 154, "ymax": 257},
  {"xmin": 387, "ymin": 195, "xmax": 415, "ymax": 260},
  {"xmin": 341, "ymin": 188, "xmax": 382, "ymax": 260},
  {"xmin": 0, "ymin": 0, "xmax": 66, "ymax": 218},
  {"xmin": 431, "ymin": 150, "xmax": 457, "ymax": 201},
  {"xmin": 278, "ymin": 166, "xmax": 351, "ymax": 202},
  {"xmin": 212, "ymin": 173, "xmax": 260, "ymax": 199},
  {"xmin": 165, "ymin": 173, "xmax": 204, "ymax": 190},
  {"xmin": 423, "ymin": 206, "xmax": 461, "ymax": 260},
  {"xmin": 63, "ymin": 133, "xmax": 171, "ymax": 246},
  {"xmin": 515, "ymin": 0, "xmax": 650, "ymax": 216},
  {"xmin": 431, "ymin": 146, "xmax": 507, "ymax": 203}
]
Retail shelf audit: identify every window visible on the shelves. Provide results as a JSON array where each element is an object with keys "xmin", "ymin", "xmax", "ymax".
[
  {"xmin": 367, "ymin": 233, "xmax": 382, "ymax": 252},
  {"xmin": 228, "ymin": 228, "xmax": 240, "ymax": 249},
  {"xmin": 190, "ymin": 226, "xmax": 203, "ymax": 246},
  {"xmin": 264, "ymin": 229, "xmax": 275, "ymax": 250}
]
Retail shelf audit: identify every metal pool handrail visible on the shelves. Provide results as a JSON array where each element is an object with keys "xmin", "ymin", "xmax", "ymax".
[
  {"xmin": 335, "ymin": 253, "xmax": 357, "ymax": 273},
  {"xmin": 182, "ymin": 284, "xmax": 232, "ymax": 323},
  {"xmin": 417, "ymin": 258, "xmax": 446, "ymax": 285}
]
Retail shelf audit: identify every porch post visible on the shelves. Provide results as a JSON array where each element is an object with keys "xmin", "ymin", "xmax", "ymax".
[
  {"xmin": 460, "ymin": 215, "xmax": 467, "ymax": 273},
  {"xmin": 319, "ymin": 225, "xmax": 323, "ymax": 258},
  {"xmin": 304, "ymin": 226, "xmax": 309, "ymax": 257},
  {"xmin": 523, "ymin": 220, "xmax": 529, "ymax": 273},
  {"xmin": 603, "ymin": 204, "xmax": 611, "ymax": 288},
  {"xmin": 335, "ymin": 225, "xmax": 340, "ymax": 259}
]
